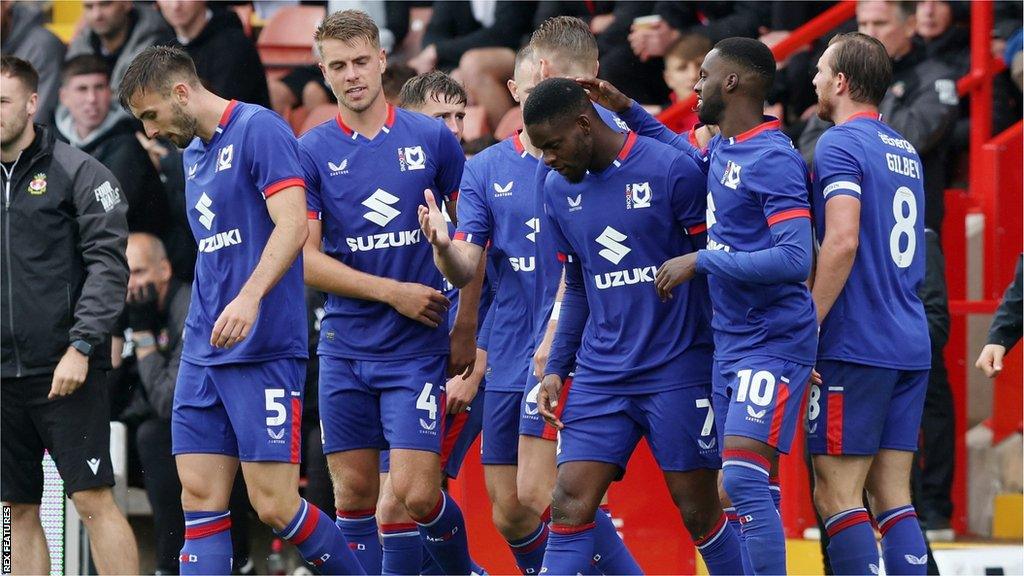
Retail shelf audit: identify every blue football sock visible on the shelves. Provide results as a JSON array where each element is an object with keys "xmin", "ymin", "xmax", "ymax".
[
  {"xmin": 593, "ymin": 505, "xmax": 642, "ymax": 574},
  {"xmin": 414, "ymin": 491, "xmax": 472, "ymax": 574},
  {"xmin": 381, "ymin": 523, "xmax": 422, "ymax": 575},
  {"xmin": 693, "ymin": 513, "xmax": 744, "ymax": 575},
  {"xmin": 824, "ymin": 507, "xmax": 880, "ymax": 575},
  {"xmin": 422, "ymin": 550, "xmax": 487, "ymax": 575},
  {"xmin": 722, "ymin": 449, "xmax": 786, "ymax": 575},
  {"xmin": 542, "ymin": 523, "xmax": 597, "ymax": 576},
  {"xmin": 725, "ymin": 506, "xmax": 753, "ymax": 574},
  {"xmin": 877, "ymin": 506, "xmax": 928, "ymax": 575},
  {"xmin": 507, "ymin": 521, "xmax": 548, "ymax": 575},
  {"xmin": 336, "ymin": 508, "xmax": 382, "ymax": 575},
  {"xmin": 276, "ymin": 499, "xmax": 365, "ymax": 574},
  {"xmin": 180, "ymin": 511, "xmax": 233, "ymax": 575}
]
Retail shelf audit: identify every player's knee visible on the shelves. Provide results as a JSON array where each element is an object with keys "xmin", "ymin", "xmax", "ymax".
[
  {"xmin": 250, "ymin": 494, "xmax": 299, "ymax": 530},
  {"xmin": 70, "ymin": 487, "xmax": 116, "ymax": 520},
  {"xmin": 549, "ymin": 482, "xmax": 595, "ymax": 526},
  {"xmin": 490, "ymin": 493, "xmax": 531, "ymax": 535},
  {"xmin": 375, "ymin": 490, "xmax": 407, "ymax": 524},
  {"xmin": 811, "ymin": 481, "xmax": 853, "ymax": 519},
  {"xmin": 678, "ymin": 501, "xmax": 722, "ymax": 540},
  {"xmin": 8, "ymin": 503, "xmax": 41, "ymax": 524},
  {"xmin": 400, "ymin": 487, "xmax": 441, "ymax": 520},
  {"xmin": 332, "ymin": 476, "xmax": 378, "ymax": 510}
]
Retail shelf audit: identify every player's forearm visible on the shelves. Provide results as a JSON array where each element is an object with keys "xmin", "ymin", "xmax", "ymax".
[
  {"xmin": 452, "ymin": 249, "xmax": 487, "ymax": 331},
  {"xmin": 811, "ymin": 232, "xmax": 858, "ymax": 324},
  {"xmin": 545, "ymin": 264, "xmax": 587, "ymax": 379},
  {"xmin": 697, "ymin": 219, "xmax": 813, "ymax": 285},
  {"xmin": 303, "ymin": 247, "xmax": 401, "ymax": 305},
  {"xmin": 434, "ymin": 241, "xmax": 480, "ymax": 288},
  {"xmin": 238, "ymin": 213, "xmax": 307, "ymax": 300}
]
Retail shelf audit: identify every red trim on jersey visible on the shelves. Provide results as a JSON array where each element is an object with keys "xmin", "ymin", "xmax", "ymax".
[
  {"xmin": 453, "ymin": 231, "xmax": 470, "ymax": 241},
  {"xmin": 337, "ymin": 508, "xmax": 376, "ymax": 519},
  {"xmin": 722, "ymin": 448, "xmax": 770, "ymax": 471},
  {"xmin": 385, "ymin": 104, "xmax": 396, "ymax": 128},
  {"xmin": 307, "ymin": 210, "xmax": 321, "ymax": 220},
  {"xmin": 827, "ymin": 390, "xmax": 844, "ymax": 455},
  {"xmin": 616, "ymin": 131, "xmax": 638, "ymax": 161},
  {"xmin": 380, "ymin": 523, "xmax": 418, "ymax": 534},
  {"xmin": 184, "ymin": 517, "xmax": 232, "ymax": 540},
  {"xmin": 841, "ymin": 110, "xmax": 881, "ymax": 125},
  {"xmin": 542, "ymin": 376, "xmax": 573, "ymax": 441},
  {"xmin": 218, "ymin": 100, "xmax": 238, "ymax": 129},
  {"xmin": 550, "ymin": 522, "xmax": 596, "ymax": 535},
  {"xmin": 687, "ymin": 222, "xmax": 708, "ymax": 235},
  {"xmin": 556, "ymin": 252, "xmax": 570, "ymax": 263},
  {"xmin": 290, "ymin": 397, "xmax": 301, "ymax": 464},
  {"xmin": 513, "ymin": 131, "xmax": 525, "ymax": 154},
  {"xmin": 825, "ymin": 510, "xmax": 871, "ymax": 537},
  {"xmin": 335, "ymin": 113, "xmax": 353, "ymax": 135},
  {"xmin": 264, "ymin": 177, "xmax": 304, "ymax": 198},
  {"xmin": 440, "ymin": 410, "xmax": 469, "ymax": 472},
  {"xmin": 541, "ymin": 507, "xmax": 552, "ymax": 523},
  {"xmin": 733, "ymin": 118, "xmax": 781, "ymax": 143},
  {"xmin": 766, "ymin": 207, "xmax": 811, "ymax": 226},
  {"xmin": 336, "ymin": 104, "xmax": 393, "ymax": 136},
  {"xmin": 767, "ymin": 381, "xmax": 791, "ymax": 447},
  {"xmin": 448, "ymin": 189, "xmax": 459, "ymax": 203},
  {"xmin": 289, "ymin": 505, "xmax": 321, "ymax": 545}
]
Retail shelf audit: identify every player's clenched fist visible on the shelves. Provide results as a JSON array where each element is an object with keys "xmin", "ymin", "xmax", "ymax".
[
  {"xmin": 655, "ymin": 252, "xmax": 698, "ymax": 301},
  {"xmin": 418, "ymin": 189, "xmax": 451, "ymax": 249},
  {"xmin": 537, "ymin": 374, "xmax": 565, "ymax": 430},
  {"xmin": 975, "ymin": 344, "xmax": 1007, "ymax": 378},
  {"xmin": 387, "ymin": 281, "xmax": 450, "ymax": 328},
  {"xmin": 210, "ymin": 291, "xmax": 259, "ymax": 348}
]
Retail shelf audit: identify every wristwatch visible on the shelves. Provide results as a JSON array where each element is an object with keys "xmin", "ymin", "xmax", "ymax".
[
  {"xmin": 70, "ymin": 339, "xmax": 93, "ymax": 357},
  {"xmin": 133, "ymin": 333, "xmax": 157, "ymax": 348}
]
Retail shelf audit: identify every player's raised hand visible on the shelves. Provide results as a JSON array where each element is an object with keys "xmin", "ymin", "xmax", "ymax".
[
  {"xmin": 537, "ymin": 374, "xmax": 565, "ymax": 430},
  {"xmin": 387, "ymin": 281, "xmax": 450, "ymax": 328},
  {"xmin": 418, "ymin": 189, "xmax": 451, "ymax": 250},
  {"xmin": 211, "ymin": 291, "xmax": 259, "ymax": 348},
  {"xmin": 975, "ymin": 344, "xmax": 1007, "ymax": 378},
  {"xmin": 446, "ymin": 348, "xmax": 485, "ymax": 414},
  {"xmin": 655, "ymin": 252, "xmax": 698, "ymax": 301},
  {"xmin": 574, "ymin": 77, "xmax": 633, "ymax": 113}
]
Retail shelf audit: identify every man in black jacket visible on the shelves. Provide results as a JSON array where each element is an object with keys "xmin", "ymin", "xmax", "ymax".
[
  {"xmin": 56, "ymin": 54, "xmax": 171, "ymax": 237},
  {"xmin": 977, "ymin": 254, "xmax": 1024, "ymax": 377},
  {"xmin": 157, "ymin": 0, "xmax": 271, "ymax": 109},
  {"xmin": 0, "ymin": 55, "xmax": 137, "ymax": 575}
]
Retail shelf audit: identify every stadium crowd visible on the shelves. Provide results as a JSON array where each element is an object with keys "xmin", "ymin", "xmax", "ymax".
[{"xmin": 1, "ymin": 0, "xmax": 1022, "ymax": 575}]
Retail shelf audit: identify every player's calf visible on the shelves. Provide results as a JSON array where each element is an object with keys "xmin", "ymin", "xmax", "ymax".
[
  {"xmin": 541, "ymin": 461, "xmax": 619, "ymax": 576},
  {"xmin": 665, "ymin": 468, "xmax": 743, "ymax": 576},
  {"xmin": 721, "ymin": 441, "xmax": 786, "ymax": 576},
  {"xmin": 867, "ymin": 450, "xmax": 928, "ymax": 575}
]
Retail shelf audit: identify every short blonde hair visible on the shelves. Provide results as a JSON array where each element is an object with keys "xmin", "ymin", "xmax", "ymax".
[
  {"xmin": 529, "ymin": 16, "xmax": 598, "ymax": 69},
  {"xmin": 315, "ymin": 9, "xmax": 380, "ymax": 51}
]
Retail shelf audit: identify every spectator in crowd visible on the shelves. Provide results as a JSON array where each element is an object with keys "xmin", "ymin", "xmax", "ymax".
[
  {"xmin": 157, "ymin": 0, "xmax": 271, "ymax": 108},
  {"xmin": 0, "ymin": 55, "xmax": 137, "ymax": 575},
  {"xmin": 658, "ymin": 33, "xmax": 711, "ymax": 132},
  {"xmin": 916, "ymin": 0, "xmax": 1021, "ymax": 155},
  {"xmin": 383, "ymin": 63, "xmax": 417, "ymax": 103},
  {"xmin": 800, "ymin": 0, "xmax": 959, "ymax": 236},
  {"xmin": 411, "ymin": 1, "xmax": 536, "ymax": 130},
  {"xmin": 976, "ymin": 254, "xmax": 1023, "ymax": 378},
  {"xmin": 1007, "ymin": 29, "xmax": 1023, "ymax": 91},
  {"xmin": 0, "ymin": 0, "xmax": 66, "ymax": 123},
  {"xmin": 116, "ymin": 232, "xmax": 255, "ymax": 575},
  {"xmin": 55, "ymin": 55, "xmax": 171, "ymax": 238},
  {"xmin": 66, "ymin": 0, "xmax": 172, "ymax": 91}
]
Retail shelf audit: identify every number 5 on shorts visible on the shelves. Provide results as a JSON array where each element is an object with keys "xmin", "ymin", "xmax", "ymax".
[{"xmin": 265, "ymin": 389, "xmax": 286, "ymax": 426}]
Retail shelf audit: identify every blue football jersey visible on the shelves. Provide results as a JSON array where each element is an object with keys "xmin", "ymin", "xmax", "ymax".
[
  {"xmin": 181, "ymin": 100, "xmax": 308, "ymax": 365},
  {"xmin": 544, "ymin": 133, "xmax": 714, "ymax": 393},
  {"xmin": 454, "ymin": 133, "xmax": 543, "ymax": 392},
  {"xmin": 299, "ymin": 105, "xmax": 466, "ymax": 360},
  {"xmin": 702, "ymin": 119, "xmax": 817, "ymax": 365},
  {"xmin": 813, "ymin": 112, "xmax": 930, "ymax": 370}
]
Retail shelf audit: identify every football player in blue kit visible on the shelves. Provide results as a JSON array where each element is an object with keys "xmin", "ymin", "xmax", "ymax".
[
  {"xmin": 654, "ymin": 38, "xmax": 818, "ymax": 575},
  {"xmin": 524, "ymin": 77, "xmax": 742, "ymax": 576},
  {"xmin": 118, "ymin": 46, "xmax": 363, "ymax": 575},
  {"xmin": 807, "ymin": 32, "xmax": 931, "ymax": 575},
  {"xmin": 298, "ymin": 10, "xmax": 475, "ymax": 575}
]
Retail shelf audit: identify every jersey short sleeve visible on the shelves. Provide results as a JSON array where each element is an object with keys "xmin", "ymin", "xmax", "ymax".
[
  {"xmin": 453, "ymin": 161, "xmax": 491, "ymax": 247},
  {"xmin": 247, "ymin": 109, "xmax": 305, "ymax": 198},
  {"xmin": 298, "ymin": 144, "xmax": 323, "ymax": 220},
  {"xmin": 749, "ymin": 148, "xmax": 812, "ymax": 226},
  {"xmin": 434, "ymin": 124, "xmax": 466, "ymax": 202},
  {"xmin": 814, "ymin": 130, "xmax": 864, "ymax": 202},
  {"xmin": 668, "ymin": 152, "xmax": 708, "ymax": 235}
]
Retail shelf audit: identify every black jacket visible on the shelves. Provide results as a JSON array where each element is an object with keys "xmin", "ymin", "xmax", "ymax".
[
  {"xmin": 800, "ymin": 42, "xmax": 959, "ymax": 234},
  {"xmin": 134, "ymin": 279, "xmax": 189, "ymax": 420},
  {"xmin": 170, "ymin": 10, "xmax": 271, "ymax": 108},
  {"xmin": 0, "ymin": 125, "xmax": 129, "ymax": 378},
  {"xmin": 424, "ymin": 1, "xmax": 537, "ymax": 70},
  {"xmin": 988, "ymin": 254, "xmax": 1023, "ymax": 352}
]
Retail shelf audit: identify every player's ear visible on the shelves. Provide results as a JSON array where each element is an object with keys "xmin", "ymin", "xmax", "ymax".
[
  {"xmin": 576, "ymin": 113, "xmax": 591, "ymax": 135},
  {"xmin": 172, "ymin": 82, "xmax": 190, "ymax": 106},
  {"xmin": 379, "ymin": 49, "xmax": 387, "ymax": 73},
  {"xmin": 724, "ymin": 72, "xmax": 739, "ymax": 93},
  {"xmin": 507, "ymin": 79, "xmax": 519, "ymax": 102}
]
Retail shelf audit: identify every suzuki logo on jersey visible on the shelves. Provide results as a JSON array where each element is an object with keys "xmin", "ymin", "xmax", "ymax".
[
  {"xmin": 594, "ymin": 266, "xmax": 657, "ymax": 290},
  {"xmin": 362, "ymin": 188, "xmax": 401, "ymax": 226},
  {"xmin": 493, "ymin": 181, "xmax": 514, "ymax": 197},
  {"xmin": 596, "ymin": 226, "xmax": 631, "ymax": 264},
  {"xmin": 526, "ymin": 217, "xmax": 540, "ymax": 242},
  {"xmin": 721, "ymin": 160, "xmax": 742, "ymax": 189},
  {"xmin": 196, "ymin": 192, "xmax": 216, "ymax": 230},
  {"xmin": 327, "ymin": 158, "xmax": 349, "ymax": 175},
  {"xmin": 626, "ymin": 182, "xmax": 652, "ymax": 209},
  {"xmin": 216, "ymin": 144, "xmax": 233, "ymax": 172},
  {"xmin": 346, "ymin": 230, "xmax": 421, "ymax": 252},
  {"xmin": 567, "ymin": 194, "xmax": 582, "ymax": 212},
  {"xmin": 198, "ymin": 229, "xmax": 243, "ymax": 253},
  {"xmin": 399, "ymin": 146, "xmax": 426, "ymax": 171},
  {"xmin": 509, "ymin": 257, "xmax": 536, "ymax": 272}
]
